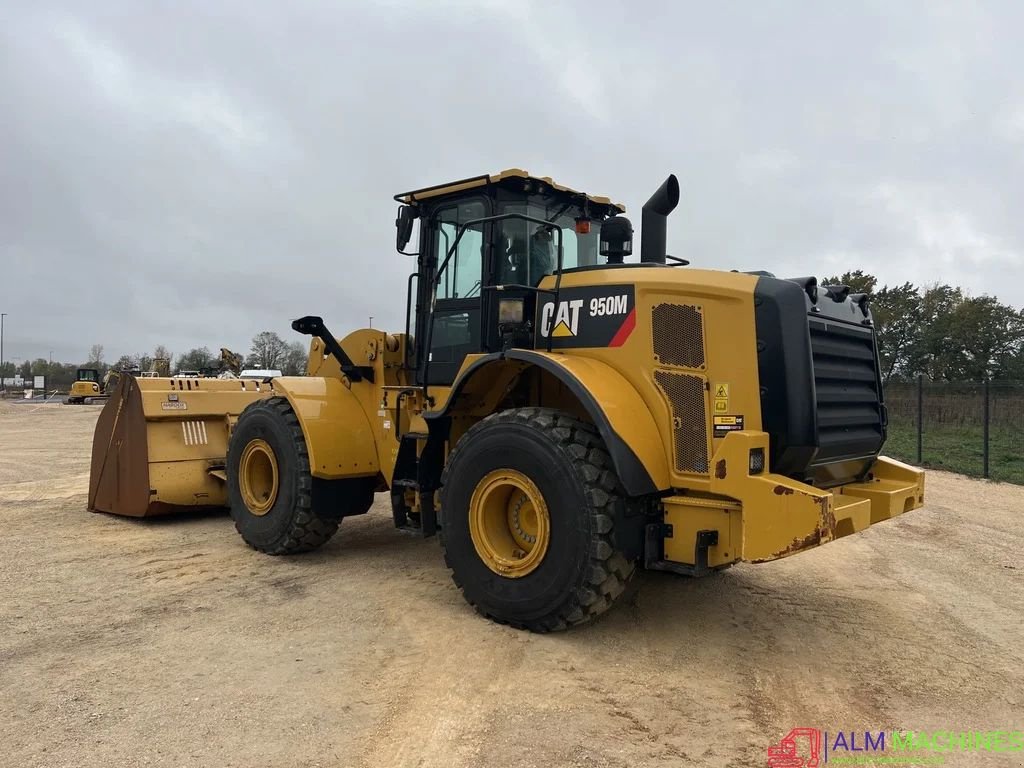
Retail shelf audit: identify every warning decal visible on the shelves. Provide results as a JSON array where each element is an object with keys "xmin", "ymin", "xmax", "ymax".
[
  {"xmin": 713, "ymin": 414, "xmax": 744, "ymax": 438},
  {"xmin": 535, "ymin": 285, "xmax": 636, "ymax": 349}
]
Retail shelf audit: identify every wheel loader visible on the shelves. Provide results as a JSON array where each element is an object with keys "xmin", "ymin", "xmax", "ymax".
[{"xmin": 89, "ymin": 169, "xmax": 925, "ymax": 632}]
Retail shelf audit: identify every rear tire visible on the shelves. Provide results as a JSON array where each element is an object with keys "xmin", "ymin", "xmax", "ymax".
[
  {"xmin": 227, "ymin": 396, "xmax": 374, "ymax": 555},
  {"xmin": 439, "ymin": 407, "xmax": 635, "ymax": 632}
]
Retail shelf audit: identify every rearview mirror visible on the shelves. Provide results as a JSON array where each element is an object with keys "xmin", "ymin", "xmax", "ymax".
[{"xmin": 396, "ymin": 205, "xmax": 417, "ymax": 253}]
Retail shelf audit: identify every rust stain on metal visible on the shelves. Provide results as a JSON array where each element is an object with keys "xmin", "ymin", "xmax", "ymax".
[
  {"xmin": 818, "ymin": 496, "xmax": 836, "ymax": 538},
  {"xmin": 754, "ymin": 530, "xmax": 823, "ymax": 562},
  {"xmin": 715, "ymin": 459, "xmax": 727, "ymax": 480},
  {"xmin": 773, "ymin": 485, "xmax": 794, "ymax": 496}
]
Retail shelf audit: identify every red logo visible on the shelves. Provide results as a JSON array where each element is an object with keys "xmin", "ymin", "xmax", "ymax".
[{"xmin": 767, "ymin": 728, "xmax": 822, "ymax": 767}]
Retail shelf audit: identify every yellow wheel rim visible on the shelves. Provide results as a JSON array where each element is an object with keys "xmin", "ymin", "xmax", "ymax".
[
  {"xmin": 239, "ymin": 438, "xmax": 279, "ymax": 516},
  {"xmin": 469, "ymin": 469, "xmax": 550, "ymax": 578}
]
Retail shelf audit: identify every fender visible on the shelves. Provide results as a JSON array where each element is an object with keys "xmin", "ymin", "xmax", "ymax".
[
  {"xmin": 270, "ymin": 376, "xmax": 379, "ymax": 480},
  {"xmin": 428, "ymin": 350, "xmax": 670, "ymax": 497}
]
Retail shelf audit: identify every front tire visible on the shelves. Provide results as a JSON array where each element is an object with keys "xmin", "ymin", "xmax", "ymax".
[
  {"xmin": 227, "ymin": 397, "xmax": 374, "ymax": 555},
  {"xmin": 439, "ymin": 408, "xmax": 635, "ymax": 632}
]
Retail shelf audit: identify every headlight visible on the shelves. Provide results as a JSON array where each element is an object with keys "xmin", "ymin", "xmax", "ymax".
[{"xmin": 498, "ymin": 298, "xmax": 524, "ymax": 324}]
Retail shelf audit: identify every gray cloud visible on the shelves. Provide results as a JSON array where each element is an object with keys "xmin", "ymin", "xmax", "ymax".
[{"xmin": 2, "ymin": 0, "xmax": 1022, "ymax": 365}]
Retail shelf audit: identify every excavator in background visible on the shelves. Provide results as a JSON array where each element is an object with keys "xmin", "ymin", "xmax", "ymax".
[
  {"xmin": 67, "ymin": 368, "xmax": 119, "ymax": 404},
  {"xmin": 89, "ymin": 168, "xmax": 925, "ymax": 632},
  {"xmin": 71, "ymin": 356, "xmax": 175, "ymax": 402},
  {"xmin": 219, "ymin": 348, "xmax": 244, "ymax": 378}
]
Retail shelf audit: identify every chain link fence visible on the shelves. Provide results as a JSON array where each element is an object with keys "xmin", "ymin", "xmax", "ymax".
[{"xmin": 883, "ymin": 378, "xmax": 1024, "ymax": 484}]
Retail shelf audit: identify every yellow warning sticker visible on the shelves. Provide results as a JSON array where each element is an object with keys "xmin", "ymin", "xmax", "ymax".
[
  {"xmin": 714, "ymin": 397, "xmax": 729, "ymax": 413},
  {"xmin": 714, "ymin": 416, "xmax": 738, "ymax": 426},
  {"xmin": 714, "ymin": 383, "xmax": 729, "ymax": 399}
]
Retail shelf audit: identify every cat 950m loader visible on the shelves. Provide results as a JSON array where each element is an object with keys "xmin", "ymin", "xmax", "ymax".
[{"xmin": 89, "ymin": 169, "xmax": 925, "ymax": 631}]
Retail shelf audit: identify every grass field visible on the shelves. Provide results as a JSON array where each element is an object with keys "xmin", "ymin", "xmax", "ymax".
[{"xmin": 886, "ymin": 422, "xmax": 1024, "ymax": 485}]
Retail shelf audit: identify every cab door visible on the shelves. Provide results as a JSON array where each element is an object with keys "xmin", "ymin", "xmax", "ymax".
[{"xmin": 419, "ymin": 198, "xmax": 488, "ymax": 386}]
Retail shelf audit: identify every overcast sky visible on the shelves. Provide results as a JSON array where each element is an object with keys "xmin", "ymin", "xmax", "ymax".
[{"xmin": 2, "ymin": 1, "xmax": 1023, "ymax": 365}]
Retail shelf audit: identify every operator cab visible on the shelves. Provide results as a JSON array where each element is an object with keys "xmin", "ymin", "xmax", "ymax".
[
  {"xmin": 394, "ymin": 169, "xmax": 632, "ymax": 386},
  {"xmin": 77, "ymin": 368, "xmax": 100, "ymax": 383}
]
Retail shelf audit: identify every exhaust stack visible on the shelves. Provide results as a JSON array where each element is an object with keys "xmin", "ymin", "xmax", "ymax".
[{"xmin": 640, "ymin": 174, "xmax": 680, "ymax": 264}]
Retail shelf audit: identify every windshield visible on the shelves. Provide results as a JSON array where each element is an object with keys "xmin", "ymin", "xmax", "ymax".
[{"xmin": 498, "ymin": 198, "xmax": 600, "ymax": 286}]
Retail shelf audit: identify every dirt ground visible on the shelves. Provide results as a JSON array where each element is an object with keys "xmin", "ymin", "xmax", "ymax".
[{"xmin": 1, "ymin": 401, "xmax": 1021, "ymax": 768}]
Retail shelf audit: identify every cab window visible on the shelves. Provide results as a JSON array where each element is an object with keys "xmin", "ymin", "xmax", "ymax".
[
  {"xmin": 497, "ymin": 201, "xmax": 598, "ymax": 285},
  {"xmin": 436, "ymin": 201, "xmax": 486, "ymax": 299}
]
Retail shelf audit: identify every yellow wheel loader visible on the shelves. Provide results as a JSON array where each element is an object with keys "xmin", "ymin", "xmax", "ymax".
[{"xmin": 90, "ymin": 169, "xmax": 925, "ymax": 631}]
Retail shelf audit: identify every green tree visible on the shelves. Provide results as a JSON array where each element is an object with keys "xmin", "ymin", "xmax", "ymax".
[
  {"xmin": 18, "ymin": 360, "xmax": 31, "ymax": 379},
  {"xmin": 952, "ymin": 297, "xmax": 1024, "ymax": 380},
  {"xmin": 904, "ymin": 284, "xmax": 964, "ymax": 380},
  {"xmin": 822, "ymin": 270, "xmax": 877, "ymax": 295},
  {"xmin": 871, "ymin": 282, "xmax": 922, "ymax": 382}
]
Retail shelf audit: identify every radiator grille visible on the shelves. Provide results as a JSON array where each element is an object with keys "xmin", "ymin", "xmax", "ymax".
[
  {"xmin": 654, "ymin": 370, "xmax": 708, "ymax": 473},
  {"xmin": 652, "ymin": 303, "xmax": 705, "ymax": 368},
  {"xmin": 808, "ymin": 319, "xmax": 885, "ymax": 464}
]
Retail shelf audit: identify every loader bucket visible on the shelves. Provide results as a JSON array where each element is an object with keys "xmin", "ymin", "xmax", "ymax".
[{"xmin": 89, "ymin": 374, "xmax": 271, "ymax": 517}]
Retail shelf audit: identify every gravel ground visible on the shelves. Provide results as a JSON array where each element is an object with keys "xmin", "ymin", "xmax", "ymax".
[{"xmin": 1, "ymin": 401, "xmax": 1021, "ymax": 767}]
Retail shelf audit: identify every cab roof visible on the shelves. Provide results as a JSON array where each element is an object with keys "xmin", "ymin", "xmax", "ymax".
[{"xmin": 395, "ymin": 168, "xmax": 626, "ymax": 212}]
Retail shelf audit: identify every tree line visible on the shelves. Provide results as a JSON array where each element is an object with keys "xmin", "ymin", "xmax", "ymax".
[
  {"xmin": 824, "ymin": 271, "xmax": 1024, "ymax": 382},
  {"xmin": 1, "ymin": 332, "xmax": 309, "ymax": 389},
  {"xmin": 6, "ymin": 280, "xmax": 1023, "ymax": 389}
]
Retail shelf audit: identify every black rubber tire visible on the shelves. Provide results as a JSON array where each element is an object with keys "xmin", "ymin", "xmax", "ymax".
[
  {"xmin": 227, "ymin": 396, "xmax": 373, "ymax": 555},
  {"xmin": 439, "ymin": 407, "xmax": 636, "ymax": 632}
]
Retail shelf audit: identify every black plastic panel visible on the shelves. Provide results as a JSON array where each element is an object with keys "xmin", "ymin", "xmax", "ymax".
[{"xmin": 754, "ymin": 276, "xmax": 887, "ymax": 487}]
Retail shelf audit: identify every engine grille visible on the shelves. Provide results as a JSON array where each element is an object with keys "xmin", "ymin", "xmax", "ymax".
[
  {"xmin": 653, "ymin": 370, "xmax": 709, "ymax": 473},
  {"xmin": 808, "ymin": 318, "xmax": 885, "ymax": 465},
  {"xmin": 652, "ymin": 303, "xmax": 705, "ymax": 369}
]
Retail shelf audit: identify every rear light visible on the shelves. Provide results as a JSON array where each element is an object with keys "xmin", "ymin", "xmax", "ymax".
[{"xmin": 749, "ymin": 448, "xmax": 765, "ymax": 475}]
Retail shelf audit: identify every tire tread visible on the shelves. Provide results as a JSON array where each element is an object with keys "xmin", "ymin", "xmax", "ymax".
[
  {"xmin": 231, "ymin": 397, "xmax": 340, "ymax": 555},
  {"xmin": 438, "ymin": 407, "xmax": 636, "ymax": 632}
]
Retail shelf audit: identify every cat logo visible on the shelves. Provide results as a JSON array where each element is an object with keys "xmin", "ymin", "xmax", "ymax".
[
  {"xmin": 539, "ymin": 299, "xmax": 584, "ymax": 338},
  {"xmin": 534, "ymin": 285, "xmax": 636, "ymax": 349}
]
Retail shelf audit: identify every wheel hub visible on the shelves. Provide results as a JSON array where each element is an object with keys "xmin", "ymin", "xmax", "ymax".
[
  {"xmin": 469, "ymin": 469, "xmax": 550, "ymax": 578},
  {"xmin": 239, "ymin": 438, "xmax": 279, "ymax": 516}
]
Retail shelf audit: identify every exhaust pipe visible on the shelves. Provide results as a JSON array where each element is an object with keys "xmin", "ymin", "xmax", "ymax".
[{"xmin": 640, "ymin": 174, "xmax": 680, "ymax": 264}]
